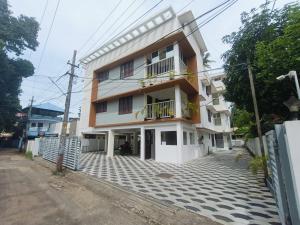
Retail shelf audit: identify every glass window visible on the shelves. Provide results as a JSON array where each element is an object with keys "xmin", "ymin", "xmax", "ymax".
[
  {"xmin": 96, "ymin": 102, "xmax": 107, "ymax": 113},
  {"xmin": 189, "ymin": 132, "xmax": 195, "ymax": 145},
  {"xmin": 38, "ymin": 122, "xmax": 43, "ymax": 127},
  {"xmin": 31, "ymin": 123, "xmax": 36, "ymax": 127},
  {"xmin": 119, "ymin": 96, "xmax": 133, "ymax": 114},
  {"xmin": 215, "ymin": 133, "xmax": 224, "ymax": 148},
  {"xmin": 159, "ymin": 49, "xmax": 166, "ymax": 60},
  {"xmin": 152, "ymin": 51, "xmax": 158, "ymax": 59},
  {"xmin": 120, "ymin": 60, "xmax": 134, "ymax": 79},
  {"xmin": 207, "ymin": 109, "xmax": 212, "ymax": 122},
  {"xmin": 161, "ymin": 131, "xmax": 177, "ymax": 145},
  {"xmin": 213, "ymin": 113, "xmax": 222, "ymax": 126},
  {"xmin": 212, "ymin": 93, "xmax": 220, "ymax": 105},
  {"xmin": 97, "ymin": 71, "xmax": 109, "ymax": 82},
  {"xmin": 166, "ymin": 44, "xmax": 173, "ymax": 52},
  {"xmin": 183, "ymin": 131, "xmax": 187, "ymax": 145},
  {"xmin": 206, "ymin": 85, "xmax": 211, "ymax": 96}
]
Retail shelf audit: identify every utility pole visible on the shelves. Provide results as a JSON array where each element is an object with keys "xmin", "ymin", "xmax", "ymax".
[
  {"xmin": 57, "ymin": 50, "xmax": 78, "ymax": 172},
  {"xmin": 247, "ymin": 59, "xmax": 268, "ymax": 181},
  {"xmin": 24, "ymin": 96, "xmax": 34, "ymax": 151}
]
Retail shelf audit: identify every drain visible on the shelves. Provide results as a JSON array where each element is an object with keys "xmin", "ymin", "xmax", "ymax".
[{"xmin": 156, "ymin": 173, "xmax": 174, "ymax": 179}]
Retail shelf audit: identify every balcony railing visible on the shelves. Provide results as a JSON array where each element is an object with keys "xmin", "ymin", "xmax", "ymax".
[
  {"xmin": 146, "ymin": 57, "xmax": 174, "ymax": 77},
  {"xmin": 145, "ymin": 100, "xmax": 175, "ymax": 119}
]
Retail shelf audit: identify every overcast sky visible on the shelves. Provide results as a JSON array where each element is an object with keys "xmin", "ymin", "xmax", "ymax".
[{"xmin": 8, "ymin": 0, "xmax": 291, "ymax": 117}]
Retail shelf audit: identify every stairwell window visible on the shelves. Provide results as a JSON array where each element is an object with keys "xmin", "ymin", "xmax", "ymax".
[
  {"xmin": 119, "ymin": 96, "xmax": 133, "ymax": 114},
  {"xmin": 97, "ymin": 71, "xmax": 109, "ymax": 82},
  {"xmin": 96, "ymin": 102, "xmax": 107, "ymax": 113},
  {"xmin": 212, "ymin": 93, "xmax": 220, "ymax": 105},
  {"xmin": 207, "ymin": 109, "xmax": 212, "ymax": 122},
  {"xmin": 213, "ymin": 113, "xmax": 222, "ymax": 126},
  {"xmin": 120, "ymin": 60, "xmax": 134, "ymax": 79}
]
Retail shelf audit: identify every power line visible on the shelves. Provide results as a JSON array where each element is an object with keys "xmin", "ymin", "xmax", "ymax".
[
  {"xmin": 35, "ymin": 0, "xmax": 61, "ymax": 73},
  {"xmin": 78, "ymin": 0, "xmax": 123, "ymax": 53}
]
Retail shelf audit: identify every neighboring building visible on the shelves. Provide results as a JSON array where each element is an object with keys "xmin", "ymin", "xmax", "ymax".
[
  {"xmin": 198, "ymin": 72, "xmax": 232, "ymax": 152},
  {"xmin": 48, "ymin": 118, "xmax": 80, "ymax": 137},
  {"xmin": 23, "ymin": 103, "xmax": 64, "ymax": 139},
  {"xmin": 79, "ymin": 8, "xmax": 232, "ymax": 164}
]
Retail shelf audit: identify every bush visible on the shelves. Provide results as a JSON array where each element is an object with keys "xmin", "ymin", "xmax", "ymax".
[{"xmin": 25, "ymin": 150, "xmax": 33, "ymax": 160}]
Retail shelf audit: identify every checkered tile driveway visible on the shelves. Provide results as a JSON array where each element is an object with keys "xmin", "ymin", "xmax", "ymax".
[{"xmin": 79, "ymin": 149, "xmax": 280, "ymax": 225}]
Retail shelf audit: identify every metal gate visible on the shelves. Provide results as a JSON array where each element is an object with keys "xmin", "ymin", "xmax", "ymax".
[{"xmin": 40, "ymin": 137, "xmax": 81, "ymax": 170}]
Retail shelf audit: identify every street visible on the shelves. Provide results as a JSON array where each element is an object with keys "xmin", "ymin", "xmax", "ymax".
[{"xmin": 0, "ymin": 149, "xmax": 220, "ymax": 225}]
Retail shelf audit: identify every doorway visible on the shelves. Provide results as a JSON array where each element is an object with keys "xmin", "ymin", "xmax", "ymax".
[{"xmin": 145, "ymin": 129, "xmax": 155, "ymax": 160}]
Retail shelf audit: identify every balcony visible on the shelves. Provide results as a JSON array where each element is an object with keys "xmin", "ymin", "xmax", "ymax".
[
  {"xmin": 146, "ymin": 57, "xmax": 174, "ymax": 78},
  {"xmin": 145, "ymin": 100, "xmax": 175, "ymax": 119}
]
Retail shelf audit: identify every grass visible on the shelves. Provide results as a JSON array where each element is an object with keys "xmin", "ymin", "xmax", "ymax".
[{"xmin": 25, "ymin": 151, "xmax": 33, "ymax": 160}]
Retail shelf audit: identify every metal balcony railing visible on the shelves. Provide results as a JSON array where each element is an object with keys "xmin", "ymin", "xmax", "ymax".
[
  {"xmin": 146, "ymin": 57, "xmax": 174, "ymax": 77},
  {"xmin": 145, "ymin": 100, "xmax": 175, "ymax": 119}
]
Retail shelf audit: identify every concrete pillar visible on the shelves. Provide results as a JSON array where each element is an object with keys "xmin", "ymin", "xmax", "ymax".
[
  {"xmin": 173, "ymin": 42, "xmax": 180, "ymax": 74},
  {"xmin": 140, "ymin": 127, "xmax": 145, "ymax": 161},
  {"xmin": 132, "ymin": 132, "xmax": 138, "ymax": 155},
  {"xmin": 176, "ymin": 122, "xmax": 183, "ymax": 164},
  {"xmin": 126, "ymin": 134, "xmax": 131, "ymax": 143},
  {"xmin": 104, "ymin": 133, "xmax": 108, "ymax": 153},
  {"xmin": 107, "ymin": 130, "xmax": 115, "ymax": 157},
  {"xmin": 175, "ymin": 85, "xmax": 182, "ymax": 118}
]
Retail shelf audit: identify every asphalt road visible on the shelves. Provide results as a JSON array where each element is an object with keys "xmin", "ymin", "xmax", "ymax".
[{"xmin": 0, "ymin": 149, "xmax": 220, "ymax": 225}]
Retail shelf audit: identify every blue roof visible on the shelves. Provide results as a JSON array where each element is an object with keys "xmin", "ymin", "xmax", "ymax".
[{"xmin": 32, "ymin": 103, "xmax": 64, "ymax": 113}]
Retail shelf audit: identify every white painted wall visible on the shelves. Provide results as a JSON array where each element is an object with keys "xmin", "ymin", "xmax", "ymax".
[
  {"xmin": 95, "ymin": 95, "xmax": 145, "ymax": 126},
  {"xmin": 282, "ymin": 121, "xmax": 300, "ymax": 216},
  {"xmin": 97, "ymin": 56, "xmax": 145, "ymax": 99}
]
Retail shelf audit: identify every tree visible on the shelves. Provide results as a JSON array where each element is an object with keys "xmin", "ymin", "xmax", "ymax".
[
  {"xmin": 222, "ymin": 2, "xmax": 300, "ymax": 133},
  {"xmin": 202, "ymin": 52, "xmax": 214, "ymax": 68},
  {"xmin": 0, "ymin": 0, "xmax": 39, "ymax": 132}
]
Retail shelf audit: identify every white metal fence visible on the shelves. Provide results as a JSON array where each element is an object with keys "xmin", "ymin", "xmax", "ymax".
[
  {"xmin": 146, "ymin": 57, "xmax": 174, "ymax": 77},
  {"xmin": 40, "ymin": 137, "xmax": 81, "ymax": 170}
]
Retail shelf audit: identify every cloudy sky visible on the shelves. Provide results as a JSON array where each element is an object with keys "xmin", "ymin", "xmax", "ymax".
[{"xmin": 8, "ymin": 0, "xmax": 290, "ymax": 117}]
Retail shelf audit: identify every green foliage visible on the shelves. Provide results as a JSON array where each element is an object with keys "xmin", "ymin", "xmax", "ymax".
[
  {"xmin": 0, "ymin": 1, "xmax": 39, "ymax": 132},
  {"xmin": 232, "ymin": 107, "xmax": 254, "ymax": 136},
  {"xmin": 25, "ymin": 150, "xmax": 33, "ymax": 160},
  {"xmin": 249, "ymin": 156, "xmax": 268, "ymax": 175},
  {"xmin": 202, "ymin": 52, "xmax": 215, "ymax": 68},
  {"xmin": 222, "ymin": 2, "xmax": 300, "ymax": 132}
]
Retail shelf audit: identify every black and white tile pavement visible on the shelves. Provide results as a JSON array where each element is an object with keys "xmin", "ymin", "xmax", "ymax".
[{"xmin": 79, "ymin": 149, "xmax": 281, "ymax": 225}]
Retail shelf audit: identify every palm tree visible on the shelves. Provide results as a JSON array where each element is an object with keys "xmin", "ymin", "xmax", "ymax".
[{"xmin": 202, "ymin": 52, "xmax": 215, "ymax": 68}]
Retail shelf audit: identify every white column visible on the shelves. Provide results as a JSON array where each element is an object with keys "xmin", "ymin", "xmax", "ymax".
[
  {"xmin": 132, "ymin": 132, "xmax": 138, "ymax": 155},
  {"xmin": 104, "ymin": 133, "xmax": 108, "ymax": 153},
  {"xmin": 176, "ymin": 122, "xmax": 183, "ymax": 164},
  {"xmin": 140, "ymin": 127, "xmax": 145, "ymax": 161},
  {"xmin": 107, "ymin": 130, "xmax": 115, "ymax": 157},
  {"xmin": 173, "ymin": 42, "xmax": 180, "ymax": 74},
  {"xmin": 175, "ymin": 85, "xmax": 182, "ymax": 118}
]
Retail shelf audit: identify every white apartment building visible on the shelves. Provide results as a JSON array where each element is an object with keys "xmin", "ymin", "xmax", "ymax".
[
  {"xmin": 79, "ymin": 7, "xmax": 232, "ymax": 164},
  {"xmin": 198, "ymin": 72, "xmax": 232, "ymax": 153}
]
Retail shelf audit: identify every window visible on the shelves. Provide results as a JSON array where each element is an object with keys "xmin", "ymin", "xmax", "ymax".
[
  {"xmin": 183, "ymin": 131, "xmax": 187, "ymax": 145},
  {"xmin": 207, "ymin": 109, "xmax": 212, "ymax": 122},
  {"xmin": 31, "ymin": 123, "xmax": 36, "ymax": 127},
  {"xmin": 38, "ymin": 122, "xmax": 43, "ymax": 127},
  {"xmin": 166, "ymin": 44, "xmax": 173, "ymax": 52},
  {"xmin": 152, "ymin": 51, "xmax": 158, "ymax": 59},
  {"xmin": 120, "ymin": 60, "xmax": 134, "ymax": 79},
  {"xmin": 213, "ymin": 113, "xmax": 222, "ymax": 126},
  {"xmin": 97, "ymin": 71, "xmax": 109, "ymax": 82},
  {"xmin": 206, "ymin": 85, "xmax": 211, "ymax": 96},
  {"xmin": 161, "ymin": 131, "xmax": 177, "ymax": 145},
  {"xmin": 96, "ymin": 102, "xmax": 107, "ymax": 113},
  {"xmin": 212, "ymin": 93, "xmax": 220, "ymax": 105},
  {"xmin": 159, "ymin": 48, "xmax": 166, "ymax": 60},
  {"xmin": 189, "ymin": 132, "xmax": 195, "ymax": 145},
  {"xmin": 119, "ymin": 96, "xmax": 133, "ymax": 114}
]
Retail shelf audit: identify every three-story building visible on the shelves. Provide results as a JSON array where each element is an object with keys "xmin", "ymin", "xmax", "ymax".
[{"xmin": 79, "ymin": 8, "xmax": 231, "ymax": 164}]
